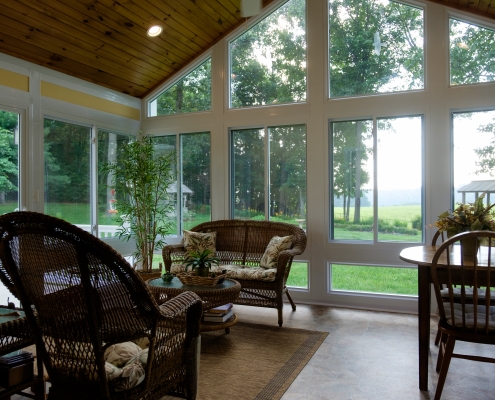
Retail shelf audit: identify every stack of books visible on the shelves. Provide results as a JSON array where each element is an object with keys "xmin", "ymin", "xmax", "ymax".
[{"xmin": 203, "ymin": 303, "xmax": 233, "ymax": 323}]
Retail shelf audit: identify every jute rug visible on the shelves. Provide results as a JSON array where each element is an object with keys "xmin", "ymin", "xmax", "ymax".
[{"xmin": 197, "ymin": 322, "xmax": 328, "ymax": 400}]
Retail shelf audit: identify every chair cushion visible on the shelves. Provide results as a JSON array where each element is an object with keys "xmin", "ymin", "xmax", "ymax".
[
  {"xmin": 170, "ymin": 263, "xmax": 277, "ymax": 282},
  {"xmin": 183, "ymin": 230, "xmax": 216, "ymax": 255},
  {"xmin": 440, "ymin": 287, "xmax": 495, "ymax": 299},
  {"xmin": 444, "ymin": 303, "xmax": 495, "ymax": 330},
  {"xmin": 104, "ymin": 341, "xmax": 148, "ymax": 392},
  {"xmin": 211, "ymin": 264, "xmax": 277, "ymax": 282},
  {"xmin": 260, "ymin": 235, "xmax": 293, "ymax": 269}
]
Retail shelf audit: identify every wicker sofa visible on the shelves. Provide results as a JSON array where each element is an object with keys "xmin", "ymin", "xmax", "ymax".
[{"xmin": 162, "ymin": 219, "xmax": 307, "ymax": 327}]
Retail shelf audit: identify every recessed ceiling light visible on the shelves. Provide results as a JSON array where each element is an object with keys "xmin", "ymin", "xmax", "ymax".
[{"xmin": 147, "ymin": 25, "xmax": 163, "ymax": 37}]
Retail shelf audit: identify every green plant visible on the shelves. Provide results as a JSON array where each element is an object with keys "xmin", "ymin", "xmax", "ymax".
[
  {"xmin": 184, "ymin": 249, "xmax": 219, "ymax": 272},
  {"xmin": 100, "ymin": 136, "xmax": 176, "ymax": 273}
]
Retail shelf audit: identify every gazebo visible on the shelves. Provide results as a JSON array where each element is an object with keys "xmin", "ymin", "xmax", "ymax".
[
  {"xmin": 167, "ymin": 182, "xmax": 193, "ymax": 212},
  {"xmin": 457, "ymin": 180, "xmax": 495, "ymax": 204}
]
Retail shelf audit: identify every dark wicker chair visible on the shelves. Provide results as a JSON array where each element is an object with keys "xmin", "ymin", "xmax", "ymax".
[
  {"xmin": 431, "ymin": 230, "xmax": 495, "ymax": 400},
  {"xmin": 0, "ymin": 211, "xmax": 203, "ymax": 400},
  {"xmin": 162, "ymin": 220, "xmax": 307, "ymax": 327}
]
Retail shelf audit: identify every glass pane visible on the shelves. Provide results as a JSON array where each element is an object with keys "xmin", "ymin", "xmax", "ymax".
[
  {"xmin": 181, "ymin": 132, "xmax": 211, "ymax": 230},
  {"xmin": 377, "ymin": 116, "xmax": 423, "ymax": 242},
  {"xmin": 150, "ymin": 58, "xmax": 211, "ymax": 116},
  {"xmin": 450, "ymin": 19, "xmax": 495, "ymax": 86},
  {"xmin": 453, "ymin": 110, "xmax": 495, "ymax": 205},
  {"xmin": 0, "ymin": 110, "xmax": 20, "ymax": 214},
  {"xmin": 230, "ymin": 0, "xmax": 306, "ymax": 108},
  {"xmin": 331, "ymin": 264, "xmax": 417, "ymax": 295},
  {"xmin": 44, "ymin": 119, "xmax": 91, "ymax": 226},
  {"xmin": 231, "ymin": 128, "xmax": 265, "ymax": 219},
  {"xmin": 331, "ymin": 120, "xmax": 373, "ymax": 240},
  {"xmin": 97, "ymin": 130, "xmax": 131, "ymax": 238},
  {"xmin": 151, "ymin": 136, "xmax": 177, "ymax": 235},
  {"xmin": 329, "ymin": 0, "xmax": 424, "ymax": 98},
  {"xmin": 287, "ymin": 261, "xmax": 308, "ymax": 288},
  {"xmin": 269, "ymin": 125, "xmax": 306, "ymax": 227}
]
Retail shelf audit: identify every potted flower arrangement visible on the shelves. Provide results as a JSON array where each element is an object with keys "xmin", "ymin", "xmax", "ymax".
[{"xmin": 433, "ymin": 193, "xmax": 495, "ymax": 253}]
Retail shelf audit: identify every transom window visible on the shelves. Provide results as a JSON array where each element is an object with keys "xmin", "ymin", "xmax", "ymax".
[
  {"xmin": 328, "ymin": 0, "xmax": 424, "ymax": 98},
  {"xmin": 450, "ymin": 18, "xmax": 495, "ymax": 86},
  {"xmin": 149, "ymin": 58, "xmax": 211, "ymax": 116},
  {"xmin": 229, "ymin": 0, "xmax": 306, "ymax": 108}
]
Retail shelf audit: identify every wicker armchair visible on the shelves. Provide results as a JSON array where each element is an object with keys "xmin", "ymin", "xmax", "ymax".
[
  {"xmin": 162, "ymin": 220, "xmax": 307, "ymax": 327},
  {"xmin": 0, "ymin": 211, "xmax": 203, "ymax": 400}
]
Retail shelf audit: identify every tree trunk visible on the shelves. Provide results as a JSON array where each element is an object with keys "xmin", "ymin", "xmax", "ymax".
[{"xmin": 0, "ymin": 191, "xmax": 5, "ymax": 204}]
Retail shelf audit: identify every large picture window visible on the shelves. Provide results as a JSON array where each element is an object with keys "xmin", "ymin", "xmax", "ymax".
[
  {"xmin": 231, "ymin": 124, "xmax": 306, "ymax": 226},
  {"xmin": 328, "ymin": 0, "xmax": 424, "ymax": 98},
  {"xmin": 44, "ymin": 118, "xmax": 91, "ymax": 226},
  {"xmin": 229, "ymin": 0, "xmax": 306, "ymax": 108},
  {"xmin": 330, "ymin": 115, "xmax": 423, "ymax": 242}
]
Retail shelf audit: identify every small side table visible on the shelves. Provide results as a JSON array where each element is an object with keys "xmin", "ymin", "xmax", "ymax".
[
  {"xmin": 146, "ymin": 277, "xmax": 241, "ymax": 333},
  {"xmin": 0, "ymin": 307, "xmax": 44, "ymax": 400}
]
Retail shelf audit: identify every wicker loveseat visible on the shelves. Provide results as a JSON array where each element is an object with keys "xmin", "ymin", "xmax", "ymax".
[{"xmin": 162, "ymin": 220, "xmax": 307, "ymax": 327}]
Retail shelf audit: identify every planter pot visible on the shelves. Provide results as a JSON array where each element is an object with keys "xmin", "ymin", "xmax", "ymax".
[
  {"xmin": 196, "ymin": 267, "xmax": 210, "ymax": 277},
  {"xmin": 460, "ymin": 237, "xmax": 480, "ymax": 257}
]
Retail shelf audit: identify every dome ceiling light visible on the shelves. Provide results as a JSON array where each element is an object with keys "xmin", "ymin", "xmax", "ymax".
[{"xmin": 147, "ymin": 25, "xmax": 163, "ymax": 37}]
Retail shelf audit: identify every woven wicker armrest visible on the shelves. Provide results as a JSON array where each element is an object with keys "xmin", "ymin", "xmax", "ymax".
[
  {"xmin": 162, "ymin": 244, "xmax": 187, "ymax": 271},
  {"xmin": 157, "ymin": 291, "xmax": 202, "ymax": 319}
]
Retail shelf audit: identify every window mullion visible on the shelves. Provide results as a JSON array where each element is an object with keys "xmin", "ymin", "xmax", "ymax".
[{"xmin": 373, "ymin": 118, "xmax": 378, "ymax": 243}]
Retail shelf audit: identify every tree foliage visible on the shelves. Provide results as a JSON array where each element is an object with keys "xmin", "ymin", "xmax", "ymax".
[
  {"xmin": 450, "ymin": 19, "xmax": 495, "ymax": 85},
  {"xmin": 230, "ymin": 0, "xmax": 306, "ymax": 107},
  {"xmin": 154, "ymin": 59, "xmax": 211, "ymax": 115},
  {"xmin": 329, "ymin": 0, "xmax": 424, "ymax": 97}
]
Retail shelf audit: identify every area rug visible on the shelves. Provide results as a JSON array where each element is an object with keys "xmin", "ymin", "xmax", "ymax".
[{"xmin": 198, "ymin": 322, "xmax": 328, "ymax": 400}]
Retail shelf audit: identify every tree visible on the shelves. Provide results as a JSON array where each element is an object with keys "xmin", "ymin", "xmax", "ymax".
[
  {"xmin": 0, "ymin": 128, "xmax": 18, "ymax": 204},
  {"xmin": 155, "ymin": 59, "xmax": 211, "ymax": 115},
  {"xmin": 474, "ymin": 120, "xmax": 495, "ymax": 176},
  {"xmin": 0, "ymin": 111, "xmax": 19, "ymax": 204}
]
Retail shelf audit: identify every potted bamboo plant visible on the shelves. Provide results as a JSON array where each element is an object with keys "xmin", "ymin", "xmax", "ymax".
[{"xmin": 101, "ymin": 135, "xmax": 176, "ymax": 274}]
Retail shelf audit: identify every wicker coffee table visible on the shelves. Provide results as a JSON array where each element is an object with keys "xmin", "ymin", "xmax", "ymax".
[{"xmin": 146, "ymin": 277, "xmax": 241, "ymax": 333}]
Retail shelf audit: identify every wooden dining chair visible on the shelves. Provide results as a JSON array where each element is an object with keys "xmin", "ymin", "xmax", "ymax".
[
  {"xmin": 430, "ymin": 230, "xmax": 495, "ymax": 400},
  {"xmin": 432, "ymin": 229, "xmax": 495, "ymax": 347}
]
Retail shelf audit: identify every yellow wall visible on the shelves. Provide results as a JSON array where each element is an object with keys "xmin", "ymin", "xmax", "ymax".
[
  {"xmin": 41, "ymin": 81, "xmax": 140, "ymax": 120},
  {"xmin": 0, "ymin": 69, "xmax": 29, "ymax": 92}
]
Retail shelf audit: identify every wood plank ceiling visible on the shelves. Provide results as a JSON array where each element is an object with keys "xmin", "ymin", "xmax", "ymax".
[{"xmin": 0, "ymin": 0, "xmax": 493, "ymax": 99}]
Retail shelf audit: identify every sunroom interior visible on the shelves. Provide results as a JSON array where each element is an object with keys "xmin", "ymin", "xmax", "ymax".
[{"xmin": 0, "ymin": 0, "xmax": 495, "ymax": 318}]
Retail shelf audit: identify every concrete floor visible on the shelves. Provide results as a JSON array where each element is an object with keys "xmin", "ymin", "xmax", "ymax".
[{"xmin": 8, "ymin": 303, "xmax": 495, "ymax": 399}]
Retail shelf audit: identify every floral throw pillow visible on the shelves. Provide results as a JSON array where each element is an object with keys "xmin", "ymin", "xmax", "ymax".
[
  {"xmin": 183, "ymin": 230, "xmax": 217, "ymax": 256},
  {"xmin": 259, "ymin": 235, "xmax": 293, "ymax": 269}
]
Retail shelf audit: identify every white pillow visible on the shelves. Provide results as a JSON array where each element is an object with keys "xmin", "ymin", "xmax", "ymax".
[{"xmin": 260, "ymin": 235, "xmax": 293, "ymax": 269}]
